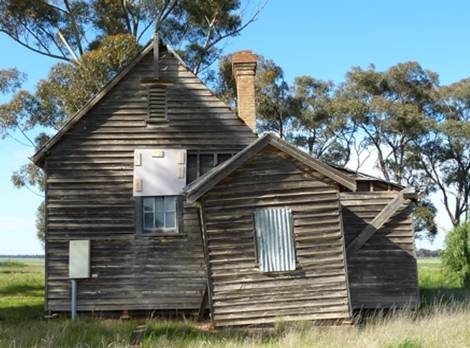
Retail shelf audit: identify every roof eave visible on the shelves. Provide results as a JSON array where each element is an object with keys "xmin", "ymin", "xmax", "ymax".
[{"xmin": 184, "ymin": 133, "xmax": 357, "ymax": 203}]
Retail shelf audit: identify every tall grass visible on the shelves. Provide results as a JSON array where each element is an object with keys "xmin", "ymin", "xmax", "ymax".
[
  {"xmin": 0, "ymin": 258, "xmax": 469, "ymax": 347},
  {"xmin": 3, "ymin": 305, "xmax": 469, "ymax": 348}
]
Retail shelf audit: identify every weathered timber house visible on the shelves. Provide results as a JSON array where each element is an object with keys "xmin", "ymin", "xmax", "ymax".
[{"xmin": 32, "ymin": 38, "xmax": 418, "ymax": 327}]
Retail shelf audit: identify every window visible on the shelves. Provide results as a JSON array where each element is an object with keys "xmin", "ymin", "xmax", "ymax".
[
  {"xmin": 137, "ymin": 196, "xmax": 183, "ymax": 234},
  {"xmin": 186, "ymin": 152, "xmax": 236, "ymax": 183},
  {"xmin": 254, "ymin": 207, "xmax": 296, "ymax": 272}
]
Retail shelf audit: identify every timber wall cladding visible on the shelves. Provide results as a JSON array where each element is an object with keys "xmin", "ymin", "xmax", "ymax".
[
  {"xmin": 201, "ymin": 147, "xmax": 351, "ymax": 327},
  {"xmin": 45, "ymin": 46, "xmax": 256, "ymax": 311},
  {"xmin": 340, "ymin": 192, "xmax": 418, "ymax": 309}
]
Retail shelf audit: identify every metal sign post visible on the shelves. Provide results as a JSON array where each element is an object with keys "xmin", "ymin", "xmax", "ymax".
[
  {"xmin": 71, "ymin": 279, "xmax": 78, "ymax": 320},
  {"xmin": 69, "ymin": 240, "xmax": 90, "ymax": 321}
]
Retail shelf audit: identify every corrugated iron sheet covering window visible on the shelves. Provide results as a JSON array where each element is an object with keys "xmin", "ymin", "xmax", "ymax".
[{"xmin": 254, "ymin": 207, "xmax": 296, "ymax": 272}]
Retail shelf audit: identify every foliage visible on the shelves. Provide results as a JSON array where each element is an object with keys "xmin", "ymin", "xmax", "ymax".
[
  {"xmin": 37, "ymin": 33, "xmax": 141, "ymax": 118},
  {"xmin": 413, "ymin": 199, "xmax": 438, "ymax": 239},
  {"xmin": 0, "ymin": 0, "xmax": 263, "ymax": 243},
  {"xmin": 255, "ymin": 58, "xmax": 297, "ymax": 139},
  {"xmin": 334, "ymin": 62, "xmax": 468, "ymax": 232},
  {"xmin": 0, "ymin": 0, "xmax": 263, "ymax": 76},
  {"xmin": 336, "ymin": 62, "xmax": 438, "ymax": 184},
  {"xmin": 442, "ymin": 222, "xmax": 470, "ymax": 287},
  {"xmin": 216, "ymin": 55, "xmax": 299, "ymax": 140},
  {"xmin": 0, "ymin": 68, "xmax": 25, "ymax": 94},
  {"xmin": 214, "ymin": 54, "xmax": 470, "ymax": 239},
  {"xmin": 411, "ymin": 79, "xmax": 470, "ymax": 226},
  {"xmin": 215, "ymin": 55, "xmax": 354, "ymax": 165},
  {"xmin": 214, "ymin": 54, "xmax": 237, "ymax": 106},
  {"xmin": 36, "ymin": 201, "xmax": 46, "ymax": 245},
  {"xmin": 291, "ymin": 76, "xmax": 355, "ymax": 165}
]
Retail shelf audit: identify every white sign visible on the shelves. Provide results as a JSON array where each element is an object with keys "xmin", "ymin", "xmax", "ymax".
[{"xmin": 69, "ymin": 240, "xmax": 90, "ymax": 279}]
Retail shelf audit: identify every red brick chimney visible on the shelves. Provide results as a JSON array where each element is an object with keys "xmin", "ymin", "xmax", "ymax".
[{"xmin": 232, "ymin": 50, "xmax": 258, "ymax": 133}]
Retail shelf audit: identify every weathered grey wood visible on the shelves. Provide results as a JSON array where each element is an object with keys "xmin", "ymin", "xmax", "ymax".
[
  {"xmin": 32, "ymin": 42, "xmax": 154, "ymax": 166},
  {"xmin": 198, "ymin": 285, "xmax": 208, "ymax": 321},
  {"xmin": 40, "ymin": 43, "xmax": 255, "ymax": 313},
  {"xmin": 153, "ymin": 35, "xmax": 159, "ymax": 79},
  {"xmin": 346, "ymin": 188, "xmax": 414, "ymax": 255},
  {"xmin": 198, "ymin": 200, "xmax": 215, "ymax": 324},
  {"xmin": 340, "ymin": 191, "xmax": 418, "ymax": 310},
  {"xmin": 184, "ymin": 134, "xmax": 357, "ymax": 203},
  {"xmin": 35, "ymin": 36, "xmax": 417, "ymax": 323},
  {"xmin": 195, "ymin": 147, "xmax": 352, "ymax": 327}
]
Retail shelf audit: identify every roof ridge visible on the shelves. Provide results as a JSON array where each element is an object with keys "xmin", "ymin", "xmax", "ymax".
[{"xmin": 184, "ymin": 134, "xmax": 357, "ymax": 203}]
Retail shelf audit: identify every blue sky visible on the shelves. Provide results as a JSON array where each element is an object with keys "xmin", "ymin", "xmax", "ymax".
[{"xmin": 1, "ymin": 0, "xmax": 470, "ymax": 254}]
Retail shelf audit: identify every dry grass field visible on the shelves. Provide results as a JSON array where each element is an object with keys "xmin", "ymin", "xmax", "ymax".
[{"xmin": 0, "ymin": 257, "xmax": 469, "ymax": 348}]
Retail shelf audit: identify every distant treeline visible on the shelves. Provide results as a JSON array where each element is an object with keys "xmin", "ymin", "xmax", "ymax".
[{"xmin": 416, "ymin": 249, "xmax": 441, "ymax": 258}]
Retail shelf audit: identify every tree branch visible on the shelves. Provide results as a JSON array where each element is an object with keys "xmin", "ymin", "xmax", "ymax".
[
  {"xmin": 63, "ymin": 0, "xmax": 84, "ymax": 55},
  {"xmin": 0, "ymin": 29, "xmax": 71, "ymax": 62}
]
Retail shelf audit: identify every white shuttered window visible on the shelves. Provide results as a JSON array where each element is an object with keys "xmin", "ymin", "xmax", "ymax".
[{"xmin": 254, "ymin": 207, "xmax": 296, "ymax": 272}]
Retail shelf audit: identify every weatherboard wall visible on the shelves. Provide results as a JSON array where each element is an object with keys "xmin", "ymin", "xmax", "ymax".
[
  {"xmin": 44, "ymin": 45, "xmax": 256, "ymax": 312},
  {"xmin": 340, "ymin": 191, "xmax": 418, "ymax": 309},
  {"xmin": 199, "ymin": 146, "xmax": 352, "ymax": 327}
]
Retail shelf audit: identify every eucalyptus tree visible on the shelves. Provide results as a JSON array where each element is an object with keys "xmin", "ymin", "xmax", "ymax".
[
  {"xmin": 335, "ymin": 62, "xmax": 440, "ymax": 238},
  {"xmin": 410, "ymin": 78, "xmax": 470, "ymax": 226},
  {"xmin": 0, "ymin": 0, "xmax": 264, "ymax": 242}
]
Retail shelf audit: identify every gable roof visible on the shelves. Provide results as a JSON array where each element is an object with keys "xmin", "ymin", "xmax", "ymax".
[
  {"xmin": 31, "ymin": 40, "xmax": 154, "ymax": 167},
  {"xmin": 184, "ymin": 133, "xmax": 358, "ymax": 203},
  {"xmin": 31, "ymin": 38, "xmax": 234, "ymax": 167}
]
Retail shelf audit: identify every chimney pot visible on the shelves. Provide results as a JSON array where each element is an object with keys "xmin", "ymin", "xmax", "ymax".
[{"xmin": 232, "ymin": 51, "xmax": 258, "ymax": 133}]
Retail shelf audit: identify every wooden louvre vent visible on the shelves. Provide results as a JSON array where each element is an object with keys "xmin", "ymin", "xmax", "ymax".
[{"xmin": 147, "ymin": 85, "xmax": 167, "ymax": 122}]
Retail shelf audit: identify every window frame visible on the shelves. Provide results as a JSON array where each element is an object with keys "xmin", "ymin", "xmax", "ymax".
[
  {"xmin": 135, "ymin": 195, "xmax": 184, "ymax": 235},
  {"xmin": 186, "ymin": 151, "xmax": 237, "ymax": 184}
]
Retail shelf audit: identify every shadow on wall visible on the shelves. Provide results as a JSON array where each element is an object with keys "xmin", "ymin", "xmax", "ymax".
[
  {"xmin": 341, "ymin": 205, "xmax": 418, "ymax": 309},
  {"xmin": 43, "ymin": 48, "xmax": 254, "ymax": 311}
]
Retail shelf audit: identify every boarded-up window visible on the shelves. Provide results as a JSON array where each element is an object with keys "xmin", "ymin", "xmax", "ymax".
[
  {"xmin": 147, "ymin": 86, "xmax": 167, "ymax": 122},
  {"xmin": 254, "ymin": 207, "xmax": 296, "ymax": 272}
]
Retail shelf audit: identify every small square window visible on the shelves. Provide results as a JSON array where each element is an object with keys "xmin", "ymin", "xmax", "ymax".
[{"xmin": 139, "ymin": 195, "xmax": 182, "ymax": 233}]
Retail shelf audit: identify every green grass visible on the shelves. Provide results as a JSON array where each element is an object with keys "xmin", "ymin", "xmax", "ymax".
[
  {"xmin": 0, "ymin": 258, "xmax": 469, "ymax": 347},
  {"xmin": 417, "ymin": 257, "xmax": 470, "ymax": 306},
  {"xmin": 0, "ymin": 259, "xmax": 44, "ymax": 322}
]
